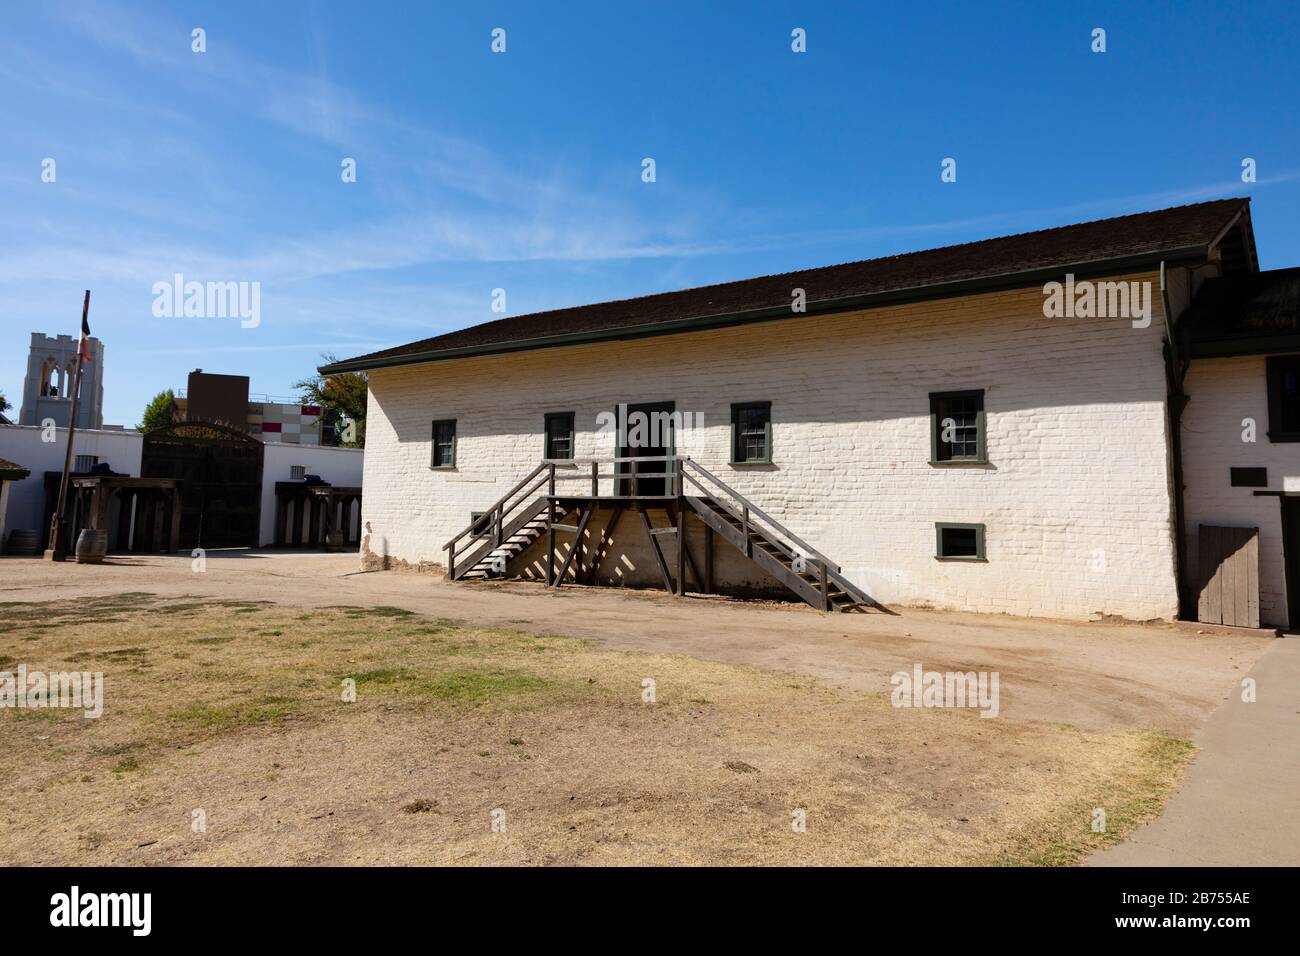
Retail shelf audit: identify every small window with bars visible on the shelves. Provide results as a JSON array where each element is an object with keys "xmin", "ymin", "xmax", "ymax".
[
  {"xmin": 544, "ymin": 412, "xmax": 575, "ymax": 460},
  {"xmin": 431, "ymin": 419, "xmax": 457, "ymax": 469},
  {"xmin": 73, "ymin": 454, "xmax": 99, "ymax": 473},
  {"xmin": 930, "ymin": 390, "xmax": 986, "ymax": 464},
  {"xmin": 289, "ymin": 465, "xmax": 306, "ymax": 480},
  {"xmin": 731, "ymin": 402, "xmax": 772, "ymax": 464}
]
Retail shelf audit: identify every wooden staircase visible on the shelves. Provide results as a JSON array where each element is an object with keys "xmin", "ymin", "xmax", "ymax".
[
  {"xmin": 452, "ymin": 497, "xmax": 550, "ymax": 580},
  {"xmin": 443, "ymin": 457, "xmax": 885, "ymax": 614}
]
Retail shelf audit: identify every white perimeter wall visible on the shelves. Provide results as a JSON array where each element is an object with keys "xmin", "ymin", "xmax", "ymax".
[
  {"xmin": 1182, "ymin": 355, "xmax": 1298, "ymax": 627},
  {"xmin": 259, "ymin": 443, "xmax": 364, "ymax": 546},
  {"xmin": 361, "ymin": 274, "xmax": 1181, "ymax": 620},
  {"xmin": 0, "ymin": 425, "xmax": 142, "ymax": 545}
]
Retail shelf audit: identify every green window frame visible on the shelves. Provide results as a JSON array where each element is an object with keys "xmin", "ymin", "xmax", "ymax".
[
  {"xmin": 930, "ymin": 390, "xmax": 986, "ymax": 464},
  {"xmin": 935, "ymin": 522, "xmax": 986, "ymax": 561},
  {"xmin": 1266, "ymin": 355, "xmax": 1300, "ymax": 442},
  {"xmin": 544, "ymin": 411, "xmax": 575, "ymax": 460},
  {"xmin": 731, "ymin": 401, "xmax": 772, "ymax": 464},
  {"xmin": 431, "ymin": 419, "xmax": 457, "ymax": 469},
  {"xmin": 469, "ymin": 511, "xmax": 492, "ymax": 539}
]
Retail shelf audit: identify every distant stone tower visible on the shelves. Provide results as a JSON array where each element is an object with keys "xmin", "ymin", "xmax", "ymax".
[{"xmin": 19, "ymin": 332, "xmax": 105, "ymax": 430}]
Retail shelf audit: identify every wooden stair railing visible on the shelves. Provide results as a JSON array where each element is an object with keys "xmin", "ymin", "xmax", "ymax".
[
  {"xmin": 443, "ymin": 463, "xmax": 553, "ymax": 580},
  {"xmin": 680, "ymin": 458, "xmax": 883, "ymax": 613}
]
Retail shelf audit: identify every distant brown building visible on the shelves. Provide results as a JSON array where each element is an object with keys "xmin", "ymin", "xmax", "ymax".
[{"xmin": 173, "ymin": 369, "xmax": 322, "ymax": 445}]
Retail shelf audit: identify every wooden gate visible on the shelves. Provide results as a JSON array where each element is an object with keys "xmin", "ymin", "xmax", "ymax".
[
  {"xmin": 141, "ymin": 421, "xmax": 264, "ymax": 550},
  {"xmin": 1196, "ymin": 524, "xmax": 1260, "ymax": 628}
]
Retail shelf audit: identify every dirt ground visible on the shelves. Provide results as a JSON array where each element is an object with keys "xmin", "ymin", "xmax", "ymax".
[
  {"xmin": 0, "ymin": 550, "xmax": 1269, "ymax": 735},
  {"xmin": 0, "ymin": 551, "xmax": 1270, "ymax": 867}
]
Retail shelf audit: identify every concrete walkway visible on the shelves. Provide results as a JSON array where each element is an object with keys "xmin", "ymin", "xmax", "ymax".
[{"xmin": 1089, "ymin": 637, "xmax": 1300, "ymax": 866}]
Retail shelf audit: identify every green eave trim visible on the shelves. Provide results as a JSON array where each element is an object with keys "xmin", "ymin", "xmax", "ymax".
[
  {"xmin": 319, "ymin": 245, "xmax": 1208, "ymax": 375},
  {"xmin": 1188, "ymin": 333, "xmax": 1300, "ymax": 358}
]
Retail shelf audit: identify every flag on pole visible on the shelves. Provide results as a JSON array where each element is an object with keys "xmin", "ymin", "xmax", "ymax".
[{"xmin": 78, "ymin": 307, "xmax": 92, "ymax": 364}]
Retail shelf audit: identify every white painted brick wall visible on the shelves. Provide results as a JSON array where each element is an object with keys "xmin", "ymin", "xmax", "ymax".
[
  {"xmin": 1182, "ymin": 355, "xmax": 1296, "ymax": 627},
  {"xmin": 361, "ymin": 273, "xmax": 1180, "ymax": 620}
]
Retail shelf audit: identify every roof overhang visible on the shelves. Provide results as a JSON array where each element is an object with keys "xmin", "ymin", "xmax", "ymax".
[{"xmin": 319, "ymin": 244, "xmax": 1209, "ymax": 375}]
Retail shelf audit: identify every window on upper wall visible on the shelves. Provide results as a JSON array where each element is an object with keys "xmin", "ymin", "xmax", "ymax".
[
  {"xmin": 731, "ymin": 401, "xmax": 772, "ymax": 464},
  {"xmin": 73, "ymin": 454, "xmax": 99, "ymax": 473},
  {"xmin": 1266, "ymin": 356, "xmax": 1300, "ymax": 442},
  {"xmin": 930, "ymin": 390, "xmax": 986, "ymax": 464},
  {"xmin": 289, "ymin": 465, "xmax": 306, "ymax": 480},
  {"xmin": 544, "ymin": 411, "xmax": 575, "ymax": 460},
  {"xmin": 431, "ymin": 419, "xmax": 457, "ymax": 468},
  {"xmin": 936, "ymin": 523, "xmax": 986, "ymax": 561}
]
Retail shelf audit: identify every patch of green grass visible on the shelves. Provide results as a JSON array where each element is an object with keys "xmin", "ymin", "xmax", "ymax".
[
  {"xmin": 156, "ymin": 603, "xmax": 209, "ymax": 614},
  {"xmin": 349, "ymin": 668, "xmax": 410, "ymax": 686},
  {"xmin": 92, "ymin": 741, "xmax": 144, "ymax": 757},
  {"xmin": 422, "ymin": 669, "xmax": 553, "ymax": 705},
  {"xmin": 169, "ymin": 699, "xmax": 299, "ymax": 730},
  {"xmin": 112, "ymin": 756, "xmax": 140, "ymax": 773},
  {"xmin": 0, "ymin": 655, "xmax": 15, "ymax": 668},
  {"xmin": 86, "ymin": 647, "xmax": 148, "ymax": 661},
  {"xmin": 190, "ymin": 636, "xmax": 234, "ymax": 645},
  {"xmin": 325, "ymin": 605, "xmax": 417, "ymax": 619},
  {"xmin": 993, "ymin": 732, "xmax": 1196, "ymax": 867}
]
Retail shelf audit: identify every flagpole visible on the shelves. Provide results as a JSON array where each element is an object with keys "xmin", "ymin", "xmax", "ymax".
[{"xmin": 44, "ymin": 290, "xmax": 90, "ymax": 562}]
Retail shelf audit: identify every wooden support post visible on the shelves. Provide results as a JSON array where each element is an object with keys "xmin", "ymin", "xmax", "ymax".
[
  {"xmin": 554, "ymin": 505, "xmax": 593, "ymax": 584},
  {"xmin": 675, "ymin": 495, "xmax": 686, "ymax": 596},
  {"xmin": 704, "ymin": 524, "xmax": 714, "ymax": 594},
  {"xmin": 591, "ymin": 460, "xmax": 598, "ymax": 497},
  {"xmin": 637, "ymin": 502, "xmax": 676, "ymax": 594},
  {"xmin": 586, "ymin": 507, "xmax": 623, "ymax": 583},
  {"xmin": 820, "ymin": 560, "xmax": 830, "ymax": 613},
  {"xmin": 168, "ymin": 489, "xmax": 182, "ymax": 553},
  {"xmin": 150, "ymin": 493, "xmax": 166, "ymax": 552},
  {"xmin": 546, "ymin": 498, "xmax": 556, "ymax": 586}
]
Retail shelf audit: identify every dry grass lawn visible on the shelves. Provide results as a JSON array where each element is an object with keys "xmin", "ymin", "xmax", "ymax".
[{"xmin": 0, "ymin": 593, "xmax": 1193, "ymax": 865}]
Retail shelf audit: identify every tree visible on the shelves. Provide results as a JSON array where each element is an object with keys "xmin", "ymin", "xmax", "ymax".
[
  {"xmin": 295, "ymin": 354, "xmax": 367, "ymax": 447},
  {"xmin": 138, "ymin": 389, "xmax": 176, "ymax": 432},
  {"xmin": 0, "ymin": 390, "xmax": 10, "ymax": 415}
]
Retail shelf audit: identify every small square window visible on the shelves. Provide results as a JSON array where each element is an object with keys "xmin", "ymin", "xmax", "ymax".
[
  {"xmin": 1229, "ymin": 467, "xmax": 1267, "ymax": 488},
  {"xmin": 431, "ymin": 419, "xmax": 456, "ymax": 468},
  {"xmin": 544, "ymin": 412, "xmax": 575, "ymax": 460},
  {"xmin": 930, "ymin": 390, "xmax": 986, "ymax": 464},
  {"xmin": 731, "ymin": 402, "xmax": 772, "ymax": 464},
  {"xmin": 470, "ymin": 511, "xmax": 492, "ymax": 539},
  {"xmin": 73, "ymin": 454, "xmax": 99, "ymax": 473},
  {"xmin": 289, "ymin": 465, "xmax": 306, "ymax": 480},
  {"xmin": 936, "ymin": 523, "xmax": 986, "ymax": 561}
]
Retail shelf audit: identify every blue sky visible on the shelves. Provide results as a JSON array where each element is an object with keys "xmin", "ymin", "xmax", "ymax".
[{"xmin": 3, "ymin": 0, "xmax": 1299, "ymax": 427}]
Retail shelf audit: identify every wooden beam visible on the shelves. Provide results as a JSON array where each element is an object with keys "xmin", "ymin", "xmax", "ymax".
[
  {"xmin": 585, "ymin": 506, "xmax": 624, "ymax": 583},
  {"xmin": 636, "ymin": 503, "xmax": 676, "ymax": 594},
  {"xmin": 704, "ymin": 524, "xmax": 714, "ymax": 594},
  {"xmin": 553, "ymin": 504, "xmax": 594, "ymax": 584}
]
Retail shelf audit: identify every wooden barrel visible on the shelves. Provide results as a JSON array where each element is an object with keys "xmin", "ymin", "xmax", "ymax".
[
  {"xmin": 74, "ymin": 529, "xmax": 109, "ymax": 564},
  {"xmin": 5, "ymin": 529, "xmax": 40, "ymax": 555}
]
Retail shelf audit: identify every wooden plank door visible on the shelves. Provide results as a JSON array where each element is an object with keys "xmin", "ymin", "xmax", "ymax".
[{"xmin": 1196, "ymin": 524, "xmax": 1260, "ymax": 628}]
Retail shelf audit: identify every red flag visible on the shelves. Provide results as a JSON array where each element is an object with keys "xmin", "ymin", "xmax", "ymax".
[{"xmin": 78, "ymin": 306, "xmax": 92, "ymax": 364}]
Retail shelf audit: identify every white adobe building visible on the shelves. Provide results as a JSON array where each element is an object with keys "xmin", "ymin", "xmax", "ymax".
[{"xmin": 325, "ymin": 199, "xmax": 1287, "ymax": 628}]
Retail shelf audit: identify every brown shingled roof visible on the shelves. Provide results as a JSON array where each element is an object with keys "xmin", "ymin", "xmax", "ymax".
[
  {"xmin": 322, "ymin": 198, "xmax": 1251, "ymax": 373},
  {"xmin": 0, "ymin": 457, "xmax": 31, "ymax": 481}
]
